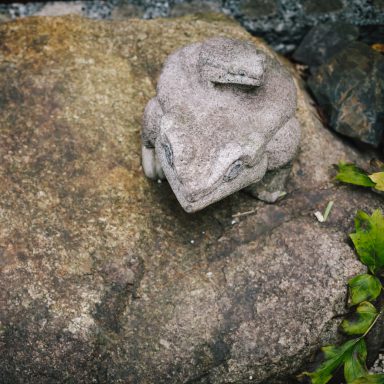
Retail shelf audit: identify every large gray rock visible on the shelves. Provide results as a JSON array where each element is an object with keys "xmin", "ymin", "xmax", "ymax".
[
  {"xmin": 0, "ymin": 14, "xmax": 383, "ymax": 384},
  {"xmin": 308, "ymin": 42, "xmax": 384, "ymax": 148}
]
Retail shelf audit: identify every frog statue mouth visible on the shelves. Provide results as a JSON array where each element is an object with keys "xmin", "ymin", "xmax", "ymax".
[
  {"xmin": 201, "ymin": 62, "xmax": 265, "ymax": 87},
  {"xmin": 155, "ymin": 135, "xmax": 269, "ymax": 213}
]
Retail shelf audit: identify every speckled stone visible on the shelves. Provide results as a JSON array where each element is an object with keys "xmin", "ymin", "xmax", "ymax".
[
  {"xmin": 1, "ymin": 1, "xmax": 384, "ymax": 53},
  {"xmin": 240, "ymin": 0, "xmax": 278, "ymax": 17},
  {"xmin": 0, "ymin": 14, "xmax": 383, "ymax": 384},
  {"xmin": 170, "ymin": 0, "xmax": 221, "ymax": 17},
  {"xmin": 302, "ymin": 0, "xmax": 344, "ymax": 14}
]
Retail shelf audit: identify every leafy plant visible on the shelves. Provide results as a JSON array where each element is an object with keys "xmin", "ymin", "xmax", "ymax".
[
  {"xmin": 302, "ymin": 209, "xmax": 384, "ymax": 384},
  {"xmin": 348, "ymin": 274, "xmax": 381, "ymax": 307},
  {"xmin": 350, "ymin": 211, "xmax": 384, "ymax": 276},
  {"xmin": 336, "ymin": 162, "xmax": 384, "ymax": 192},
  {"xmin": 340, "ymin": 301, "xmax": 377, "ymax": 336},
  {"xmin": 351, "ymin": 374, "xmax": 384, "ymax": 383}
]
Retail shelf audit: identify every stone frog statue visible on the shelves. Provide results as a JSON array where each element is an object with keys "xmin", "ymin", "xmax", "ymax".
[{"xmin": 142, "ymin": 37, "xmax": 301, "ymax": 213}]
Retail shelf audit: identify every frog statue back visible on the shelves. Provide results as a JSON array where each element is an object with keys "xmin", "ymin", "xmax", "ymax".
[{"xmin": 142, "ymin": 37, "xmax": 301, "ymax": 213}]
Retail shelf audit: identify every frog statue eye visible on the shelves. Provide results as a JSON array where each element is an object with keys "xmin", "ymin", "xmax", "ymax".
[
  {"xmin": 224, "ymin": 160, "xmax": 244, "ymax": 182},
  {"xmin": 162, "ymin": 142, "xmax": 174, "ymax": 167}
]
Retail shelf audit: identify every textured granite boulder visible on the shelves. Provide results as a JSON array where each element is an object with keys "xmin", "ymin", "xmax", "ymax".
[
  {"xmin": 308, "ymin": 42, "xmax": 384, "ymax": 148},
  {"xmin": 142, "ymin": 37, "xmax": 301, "ymax": 212},
  {"xmin": 0, "ymin": 14, "xmax": 383, "ymax": 384},
  {"xmin": 293, "ymin": 22, "xmax": 359, "ymax": 70}
]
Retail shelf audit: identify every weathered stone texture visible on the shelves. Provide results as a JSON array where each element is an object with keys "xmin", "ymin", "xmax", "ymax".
[
  {"xmin": 0, "ymin": 14, "xmax": 383, "ymax": 384},
  {"xmin": 2, "ymin": 0, "xmax": 384, "ymax": 53},
  {"xmin": 302, "ymin": 0, "xmax": 344, "ymax": 14},
  {"xmin": 308, "ymin": 42, "xmax": 384, "ymax": 148},
  {"xmin": 293, "ymin": 22, "xmax": 359, "ymax": 69}
]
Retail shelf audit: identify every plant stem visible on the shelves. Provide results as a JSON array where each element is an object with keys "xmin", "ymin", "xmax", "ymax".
[{"xmin": 362, "ymin": 308, "xmax": 383, "ymax": 338}]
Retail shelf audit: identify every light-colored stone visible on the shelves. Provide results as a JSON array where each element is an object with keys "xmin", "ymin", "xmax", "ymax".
[
  {"xmin": 35, "ymin": 2, "xmax": 84, "ymax": 17},
  {"xmin": 0, "ymin": 14, "xmax": 383, "ymax": 384},
  {"xmin": 142, "ymin": 37, "xmax": 301, "ymax": 212}
]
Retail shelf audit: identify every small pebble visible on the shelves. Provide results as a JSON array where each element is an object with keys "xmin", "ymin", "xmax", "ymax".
[{"xmin": 159, "ymin": 338, "xmax": 170, "ymax": 349}]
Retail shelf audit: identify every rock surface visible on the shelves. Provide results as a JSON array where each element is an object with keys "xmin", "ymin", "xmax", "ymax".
[
  {"xmin": 1, "ymin": 1, "xmax": 384, "ymax": 53},
  {"xmin": 360, "ymin": 25, "xmax": 384, "ymax": 46},
  {"xmin": 0, "ymin": 14, "xmax": 383, "ymax": 384},
  {"xmin": 308, "ymin": 42, "xmax": 384, "ymax": 148},
  {"xmin": 293, "ymin": 22, "xmax": 359, "ymax": 70}
]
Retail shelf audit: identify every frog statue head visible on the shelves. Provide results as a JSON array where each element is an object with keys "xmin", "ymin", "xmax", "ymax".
[{"xmin": 142, "ymin": 37, "xmax": 301, "ymax": 213}]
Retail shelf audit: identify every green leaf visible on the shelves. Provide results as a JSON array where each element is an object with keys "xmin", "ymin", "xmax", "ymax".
[
  {"xmin": 350, "ymin": 210, "xmax": 384, "ymax": 275},
  {"xmin": 351, "ymin": 374, "xmax": 384, "ymax": 383},
  {"xmin": 336, "ymin": 163, "xmax": 376, "ymax": 187},
  {"xmin": 348, "ymin": 274, "xmax": 382, "ymax": 306},
  {"xmin": 340, "ymin": 302, "xmax": 378, "ymax": 336},
  {"xmin": 344, "ymin": 338, "xmax": 367, "ymax": 383},
  {"xmin": 303, "ymin": 339, "xmax": 360, "ymax": 384},
  {"xmin": 369, "ymin": 172, "xmax": 384, "ymax": 192}
]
